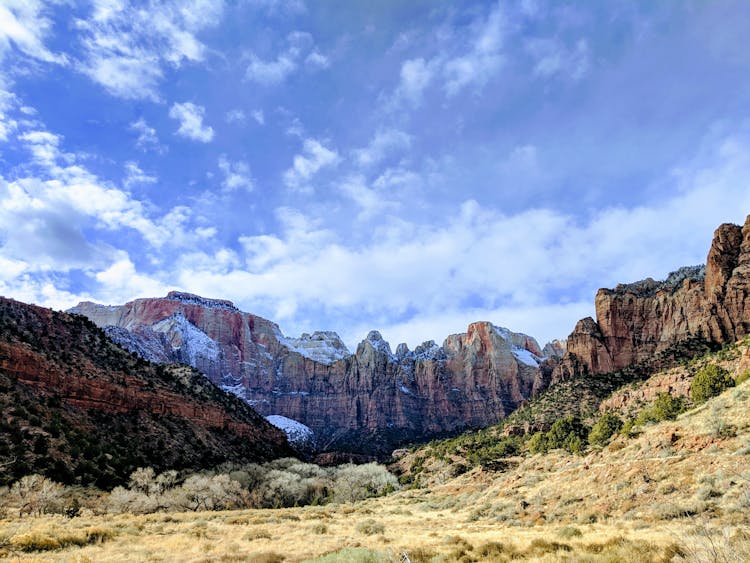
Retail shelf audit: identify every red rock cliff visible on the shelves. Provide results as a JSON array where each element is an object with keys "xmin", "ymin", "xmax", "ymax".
[
  {"xmin": 553, "ymin": 215, "xmax": 750, "ymax": 381},
  {"xmin": 72, "ymin": 293, "xmax": 556, "ymax": 455}
]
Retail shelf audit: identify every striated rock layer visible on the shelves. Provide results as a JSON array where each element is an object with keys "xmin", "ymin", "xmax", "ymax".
[
  {"xmin": 71, "ymin": 292, "xmax": 558, "ymax": 455},
  {"xmin": 0, "ymin": 297, "xmax": 292, "ymax": 485},
  {"xmin": 554, "ymin": 215, "xmax": 750, "ymax": 381}
]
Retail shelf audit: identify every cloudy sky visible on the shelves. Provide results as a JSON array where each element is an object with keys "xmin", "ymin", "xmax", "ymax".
[{"xmin": 2, "ymin": 1, "xmax": 750, "ymax": 350}]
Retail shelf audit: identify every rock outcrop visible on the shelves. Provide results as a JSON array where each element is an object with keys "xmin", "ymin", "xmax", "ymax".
[
  {"xmin": 0, "ymin": 297, "xmax": 292, "ymax": 486},
  {"xmin": 71, "ymin": 292, "xmax": 557, "ymax": 455},
  {"xmin": 554, "ymin": 215, "xmax": 750, "ymax": 381}
]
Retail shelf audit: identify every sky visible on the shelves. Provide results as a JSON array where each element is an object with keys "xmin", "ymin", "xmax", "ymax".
[{"xmin": 2, "ymin": 1, "xmax": 750, "ymax": 351}]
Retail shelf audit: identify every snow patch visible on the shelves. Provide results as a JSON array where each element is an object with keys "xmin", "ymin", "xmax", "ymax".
[
  {"xmin": 281, "ymin": 331, "xmax": 351, "ymax": 365},
  {"xmin": 512, "ymin": 347, "xmax": 542, "ymax": 367},
  {"xmin": 151, "ymin": 313, "xmax": 221, "ymax": 368},
  {"xmin": 220, "ymin": 382, "xmax": 247, "ymax": 399},
  {"xmin": 265, "ymin": 415, "xmax": 314, "ymax": 447}
]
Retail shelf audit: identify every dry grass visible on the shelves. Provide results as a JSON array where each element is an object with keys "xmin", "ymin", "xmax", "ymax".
[{"xmin": 1, "ymin": 369, "xmax": 749, "ymax": 561}]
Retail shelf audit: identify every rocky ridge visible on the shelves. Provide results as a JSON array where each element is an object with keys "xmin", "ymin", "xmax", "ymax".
[
  {"xmin": 71, "ymin": 293, "xmax": 560, "ymax": 455},
  {"xmin": 0, "ymin": 297, "xmax": 291, "ymax": 486},
  {"xmin": 554, "ymin": 215, "xmax": 750, "ymax": 381}
]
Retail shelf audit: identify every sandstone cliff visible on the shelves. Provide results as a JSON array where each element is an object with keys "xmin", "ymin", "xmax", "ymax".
[
  {"xmin": 554, "ymin": 215, "xmax": 750, "ymax": 381},
  {"xmin": 0, "ymin": 297, "xmax": 292, "ymax": 486},
  {"xmin": 71, "ymin": 292, "xmax": 557, "ymax": 455}
]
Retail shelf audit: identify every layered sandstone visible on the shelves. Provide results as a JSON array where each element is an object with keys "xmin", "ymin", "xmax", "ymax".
[
  {"xmin": 0, "ymin": 297, "xmax": 291, "ymax": 484},
  {"xmin": 554, "ymin": 215, "xmax": 750, "ymax": 381},
  {"xmin": 72, "ymin": 293, "xmax": 556, "ymax": 455}
]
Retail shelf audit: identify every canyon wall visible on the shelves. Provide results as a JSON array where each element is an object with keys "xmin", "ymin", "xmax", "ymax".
[
  {"xmin": 71, "ymin": 293, "xmax": 557, "ymax": 455},
  {"xmin": 554, "ymin": 215, "xmax": 750, "ymax": 381}
]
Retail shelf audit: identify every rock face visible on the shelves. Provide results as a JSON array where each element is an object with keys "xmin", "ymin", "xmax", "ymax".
[
  {"xmin": 554, "ymin": 215, "xmax": 750, "ymax": 381},
  {"xmin": 71, "ymin": 292, "xmax": 557, "ymax": 455},
  {"xmin": 0, "ymin": 297, "xmax": 292, "ymax": 486}
]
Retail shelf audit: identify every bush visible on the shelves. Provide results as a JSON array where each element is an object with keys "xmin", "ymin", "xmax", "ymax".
[
  {"xmin": 691, "ymin": 365, "xmax": 735, "ymax": 404},
  {"xmin": 589, "ymin": 413, "xmax": 623, "ymax": 446},
  {"xmin": 10, "ymin": 474, "xmax": 64, "ymax": 516},
  {"xmin": 636, "ymin": 393, "xmax": 685, "ymax": 425},
  {"xmin": 528, "ymin": 417, "xmax": 589, "ymax": 455},
  {"xmin": 333, "ymin": 463, "xmax": 399, "ymax": 503},
  {"xmin": 736, "ymin": 370, "xmax": 750, "ymax": 385},
  {"xmin": 355, "ymin": 519, "xmax": 385, "ymax": 535}
]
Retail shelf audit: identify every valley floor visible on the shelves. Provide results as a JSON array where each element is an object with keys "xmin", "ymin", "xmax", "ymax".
[{"xmin": 2, "ymin": 372, "xmax": 750, "ymax": 562}]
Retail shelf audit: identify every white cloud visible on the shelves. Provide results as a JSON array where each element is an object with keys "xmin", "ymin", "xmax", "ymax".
[
  {"xmin": 75, "ymin": 0, "xmax": 224, "ymax": 100},
  {"xmin": 0, "ymin": 0, "xmax": 67, "ymax": 65},
  {"xmin": 391, "ymin": 3, "xmax": 509, "ymax": 106},
  {"xmin": 0, "ymin": 89, "xmax": 18, "ymax": 141},
  {"xmin": 245, "ymin": 53, "xmax": 296, "ymax": 85},
  {"xmin": 94, "ymin": 252, "xmax": 169, "ymax": 303},
  {"xmin": 527, "ymin": 37, "xmax": 590, "ymax": 80},
  {"xmin": 305, "ymin": 50, "xmax": 329, "ymax": 69},
  {"xmin": 395, "ymin": 58, "xmax": 436, "ymax": 106},
  {"xmin": 169, "ymin": 101, "xmax": 214, "ymax": 142},
  {"xmin": 124, "ymin": 161, "xmax": 157, "ymax": 188},
  {"xmin": 283, "ymin": 138, "xmax": 340, "ymax": 191},
  {"xmin": 338, "ymin": 175, "xmax": 398, "ymax": 221},
  {"xmin": 252, "ymin": 109, "xmax": 265, "ymax": 125},
  {"xmin": 129, "ymin": 118, "xmax": 165, "ymax": 152},
  {"xmin": 168, "ymin": 130, "xmax": 750, "ymax": 349},
  {"xmin": 353, "ymin": 128, "xmax": 412, "ymax": 167},
  {"xmin": 443, "ymin": 3, "xmax": 507, "ymax": 96},
  {"xmin": 225, "ymin": 109, "xmax": 246, "ymax": 123},
  {"xmin": 245, "ymin": 30, "xmax": 328, "ymax": 85},
  {"xmin": 218, "ymin": 155, "xmax": 253, "ymax": 192}
]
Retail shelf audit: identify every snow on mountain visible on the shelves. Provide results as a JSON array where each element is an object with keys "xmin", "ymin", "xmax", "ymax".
[
  {"xmin": 365, "ymin": 330, "xmax": 394, "ymax": 357},
  {"xmin": 281, "ymin": 331, "xmax": 351, "ymax": 365},
  {"xmin": 512, "ymin": 347, "xmax": 542, "ymax": 367},
  {"xmin": 152, "ymin": 313, "xmax": 221, "ymax": 368},
  {"xmin": 265, "ymin": 415, "xmax": 315, "ymax": 447},
  {"xmin": 490, "ymin": 324, "xmax": 544, "ymax": 367}
]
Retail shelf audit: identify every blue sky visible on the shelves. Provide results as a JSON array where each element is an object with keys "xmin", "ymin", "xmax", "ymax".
[{"xmin": 2, "ymin": 1, "xmax": 750, "ymax": 350}]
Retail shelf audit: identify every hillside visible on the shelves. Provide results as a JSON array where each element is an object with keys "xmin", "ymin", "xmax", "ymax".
[
  {"xmin": 0, "ymin": 357, "xmax": 747, "ymax": 561},
  {"xmin": 0, "ymin": 297, "xmax": 292, "ymax": 488}
]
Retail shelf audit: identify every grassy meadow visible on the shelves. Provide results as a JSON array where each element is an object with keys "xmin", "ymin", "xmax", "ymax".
[{"xmin": 2, "ymin": 361, "xmax": 750, "ymax": 561}]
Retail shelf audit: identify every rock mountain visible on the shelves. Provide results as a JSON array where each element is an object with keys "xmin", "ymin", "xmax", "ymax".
[
  {"xmin": 71, "ymin": 294, "xmax": 560, "ymax": 455},
  {"xmin": 554, "ymin": 214, "xmax": 750, "ymax": 381},
  {"xmin": 0, "ymin": 297, "xmax": 291, "ymax": 486}
]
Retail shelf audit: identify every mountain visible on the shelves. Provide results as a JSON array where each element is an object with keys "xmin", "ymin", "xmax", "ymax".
[
  {"xmin": 0, "ymin": 297, "xmax": 292, "ymax": 487},
  {"xmin": 553, "ymin": 214, "xmax": 750, "ymax": 381},
  {"xmin": 70, "ymin": 293, "xmax": 559, "ymax": 456}
]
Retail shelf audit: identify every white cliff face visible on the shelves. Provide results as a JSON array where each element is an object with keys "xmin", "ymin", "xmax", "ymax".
[{"xmin": 280, "ymin": 331, "xmax": 351, "ymax": 365}]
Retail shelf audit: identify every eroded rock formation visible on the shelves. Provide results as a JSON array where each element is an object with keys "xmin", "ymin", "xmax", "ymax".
[
  {"xmin": 0, "ymin": 297, "xmax": 291, "ymax": 484},
  {"xmin": 71, "ymin": 292, "xmax": 558, "ymax": 455},
  {"xmin": 554, "ymin": 215, "xmax": 750, "ymax": 381}
]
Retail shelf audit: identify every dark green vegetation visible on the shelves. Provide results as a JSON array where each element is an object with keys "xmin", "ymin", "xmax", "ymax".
[
  {"xmin": 690, "ymin": 364, "xmax": 735, "ymax": 404},
  {"xmin": 0, "ymin": 298, "xmax": 291, "ymax": 488},
  {"xmin": 398, "ymin": 336, "xmax": 743, "ymax": 482}
]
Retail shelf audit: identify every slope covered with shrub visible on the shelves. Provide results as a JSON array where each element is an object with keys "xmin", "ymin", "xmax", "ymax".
[{"xmin": 0, "ymin": 297, "xmax": 292, "ymax": 488}]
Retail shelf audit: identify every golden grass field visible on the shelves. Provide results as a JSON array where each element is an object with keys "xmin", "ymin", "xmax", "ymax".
[{"xmin": 1, "ymin": 379, "xmax": 749, "ymax": 561}]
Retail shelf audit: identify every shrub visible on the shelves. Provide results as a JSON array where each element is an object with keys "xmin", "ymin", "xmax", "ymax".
[
  {"xmin": 636, "ymin": 393, "xmax": 685, "ymax": 425},
  {"xmin": 355, "ymin": 519, "xmax": 385, "ymax": 535},
  {"xmin": 589, "ymin": 412, "xmax": 623, "ymax": 446},
  {"xmin": 691, "ymin": 365, "xmax": 735, "ymax": 404},
  {"xmin": 178, "ymin": 474, "xmax": 244, "ymax": 511},
  {"xmin": 736, "ymin": 369, "xmax": 750, "ymax": 385},
  {"xmin": 527, "ymin": 431, "xmax": 548, "ymax": 455},
  {"xmin": 333, "ymin": 463, "xmax": 399, "ymax": 503},
  {"xmin": 10, "ymin": 474, "xmax": 64, "ymax": 516},
  {"xmin": 528, "ymin": 416, "xmax": 589, "ymax": 455}
]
